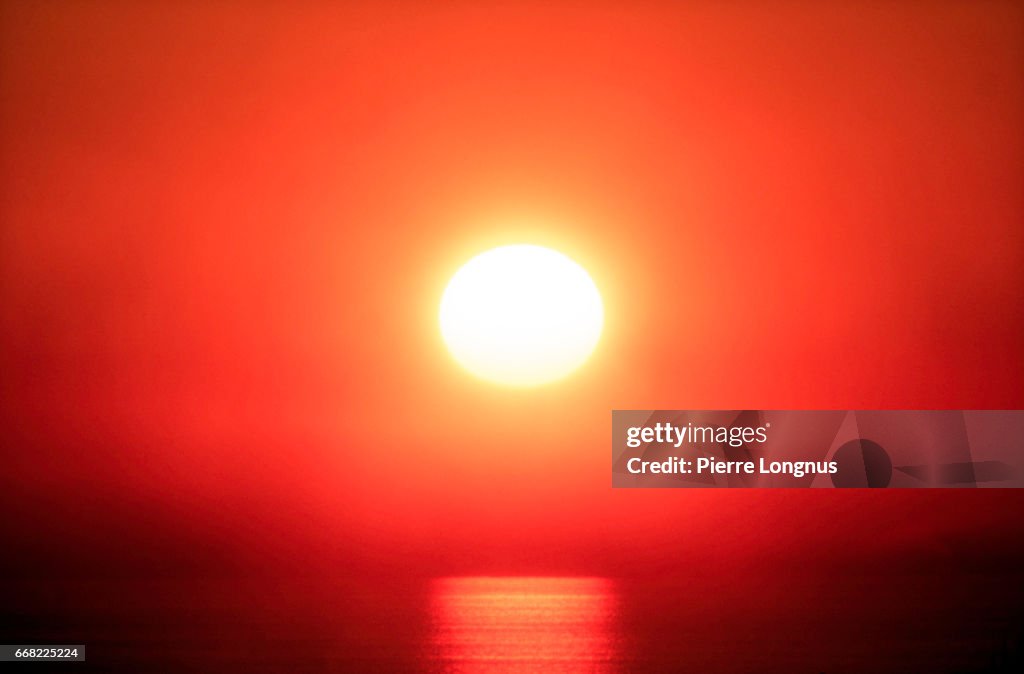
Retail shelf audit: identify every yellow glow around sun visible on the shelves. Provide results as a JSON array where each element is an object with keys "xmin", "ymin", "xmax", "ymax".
[{"xmin": 440, "ymin": 244, "xmax": 604, "ymax": 387}]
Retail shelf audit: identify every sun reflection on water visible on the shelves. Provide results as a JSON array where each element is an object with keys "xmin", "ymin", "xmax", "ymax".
[{"xmin": 427, "ymin": 577, "xmax": 620, "ymax": 673}]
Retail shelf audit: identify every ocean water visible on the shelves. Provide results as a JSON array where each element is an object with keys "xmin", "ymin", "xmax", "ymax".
[
  {"xmin": 426, "ymin": 577, "xmax": 619, "ymax": 673},
  {"xmin": 2, "ymin": 574, "xmax": 1021, "ymax": 672}
]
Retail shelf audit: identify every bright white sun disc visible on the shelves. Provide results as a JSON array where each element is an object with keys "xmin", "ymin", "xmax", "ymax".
[{"xmin": 440, "ymin": 244, "xmax": 604, "ymax": 387}]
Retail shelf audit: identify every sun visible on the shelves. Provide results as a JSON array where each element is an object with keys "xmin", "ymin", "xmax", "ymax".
[{"xmin": 439, "ymin": 244, "xmax": 604, "ymax": 387}]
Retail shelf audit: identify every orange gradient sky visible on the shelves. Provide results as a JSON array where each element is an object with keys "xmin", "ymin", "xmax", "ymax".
[{"xmin": 1, "ymin": 1, "xmax": 1023, "ymax": 576}]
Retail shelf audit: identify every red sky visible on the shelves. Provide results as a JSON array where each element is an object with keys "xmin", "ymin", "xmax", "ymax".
[{"xmin": 1, "ymin": 0, "xmax": 1022, "ymax": 577}]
